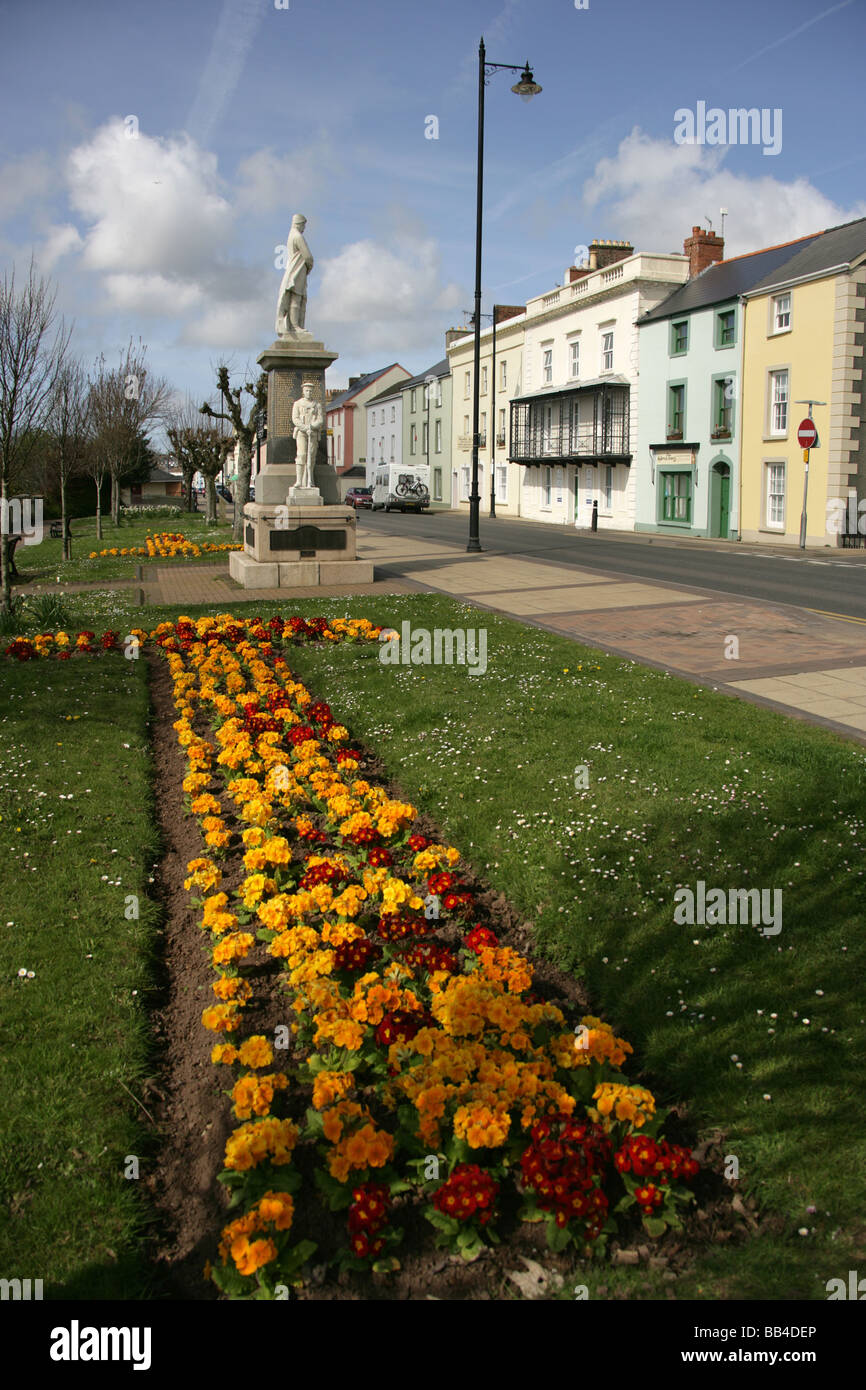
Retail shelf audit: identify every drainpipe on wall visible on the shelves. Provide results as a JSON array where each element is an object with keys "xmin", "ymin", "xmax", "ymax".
[{"xmin": 735, "ymin": 294, "xmax": 747, "ymax": 541}]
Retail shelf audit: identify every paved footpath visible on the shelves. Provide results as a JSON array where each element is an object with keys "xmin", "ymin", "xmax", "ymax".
[{"xmin": 30, "ymin": 531, "xmax": 866, "ymax": 743}]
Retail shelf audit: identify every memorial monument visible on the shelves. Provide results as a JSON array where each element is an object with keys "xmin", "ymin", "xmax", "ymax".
[{"xmin": 230, "ymin": 214, "xmax": 374, "ymax": 588}]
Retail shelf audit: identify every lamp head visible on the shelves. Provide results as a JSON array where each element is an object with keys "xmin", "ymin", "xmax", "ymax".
[{"xmin": 512, "ymin": 63, "xmax": 541, "ymax": 102}]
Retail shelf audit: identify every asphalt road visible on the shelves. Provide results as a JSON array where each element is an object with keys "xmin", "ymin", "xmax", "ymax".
[{"xmin": 355, "ymin": 508, "xmax": 866, "ymax": 623}]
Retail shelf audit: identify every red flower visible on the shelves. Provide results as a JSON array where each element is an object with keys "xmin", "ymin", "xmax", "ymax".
[{"xmin": 464, "ymin": 924, "xmax": 498, "ymax": 953}]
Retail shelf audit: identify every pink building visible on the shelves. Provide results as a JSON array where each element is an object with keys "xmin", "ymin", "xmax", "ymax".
[{"xmin": 326, "ymin": 364, "xmax": 411, "ymax": 488}]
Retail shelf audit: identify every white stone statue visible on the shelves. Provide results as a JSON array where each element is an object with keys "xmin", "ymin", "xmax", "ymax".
[
  {"xmin": 292, "ymin": 382, "xmax": 323, "ymax": 489},
  {"xmin": 276, "ymin": 214, "xmax": 314, "ymax": 336}
]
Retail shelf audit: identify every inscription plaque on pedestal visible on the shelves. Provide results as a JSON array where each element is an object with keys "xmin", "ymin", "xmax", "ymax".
[{"xmin": 269, "ymin": 525, "xmax": 347, "ymax": 552}]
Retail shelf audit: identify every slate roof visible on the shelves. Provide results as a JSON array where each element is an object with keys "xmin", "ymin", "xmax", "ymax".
[
  {"xmin": 326, "ymin": 366, "xmax": 405, "ymax": 412},
  {"xmin": 742, "ymin": 216, "xmax": 866, "ymax": 295},
  {"xmin": 638, "ymin": 233, "xmax": 822, "ymax": 324}
]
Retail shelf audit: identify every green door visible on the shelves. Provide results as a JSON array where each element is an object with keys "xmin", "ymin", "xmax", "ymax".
[{"xmin": 718, "ymin": 474, "xmax": 730, "ymax": 539}]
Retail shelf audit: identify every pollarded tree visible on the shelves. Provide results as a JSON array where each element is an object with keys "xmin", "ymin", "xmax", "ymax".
[
  {"xmin": 165, "ymin": 397, "xmax": 209, "ymax": 512},
  {"xmin": 199, "ymin": 365, "xmax": 267, "ymax": 540},
  {"xmin": 0, "ymin": 259, "xmax": 71, "ymax": 611}
]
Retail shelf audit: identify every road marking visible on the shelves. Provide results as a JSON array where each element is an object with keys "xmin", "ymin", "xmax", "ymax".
[{"xmin": 806, "ymin": 608, "xmax": 866, "ymax": 626}]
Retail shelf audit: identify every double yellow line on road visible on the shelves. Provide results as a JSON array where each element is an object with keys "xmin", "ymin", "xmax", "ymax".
[{"xmin": 806, "ymin": 608, "xmax": 866, "ymax": 626}]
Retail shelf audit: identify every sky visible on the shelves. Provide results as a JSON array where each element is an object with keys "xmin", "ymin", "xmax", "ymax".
[{"xmin": 1, "ymin": 0, "xmax": 864, "ymax": 419}]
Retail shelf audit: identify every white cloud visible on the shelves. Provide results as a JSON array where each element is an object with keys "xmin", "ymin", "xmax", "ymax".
[
  {"xmin": 38, "ymin": 223, "xmax": 84, "ymax": 269},
  {"xmin": 67, "ymin": 120, "xmax": 233, "ymax": 276},
  {"xmin": 236, "ymin": 138, "xmax": 345, "ymax": 214},
  {"xmin": 581, "ymin": 129, "xmax": 866, "ymax": 256},
  {"xmin": 313, "ymin": 236, "xmax": 464, "ymax": 355}
]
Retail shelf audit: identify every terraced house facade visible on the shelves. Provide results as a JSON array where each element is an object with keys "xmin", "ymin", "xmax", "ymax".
[
  {"xmin": 738, "ymin": 218, "xmax": 866, "ymax": 547},
  {"xmin": 635, "ymin": 229, "xmax": 821, "ymax": 539},
  {"xmin": 510, "ymin": 240, "xmax": 688, "ymax": 530}
]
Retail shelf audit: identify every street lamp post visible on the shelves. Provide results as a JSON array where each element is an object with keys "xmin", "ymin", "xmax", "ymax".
[{"xmin": 467, "ymin": 38, "xmax": 541, "ymax": 553}]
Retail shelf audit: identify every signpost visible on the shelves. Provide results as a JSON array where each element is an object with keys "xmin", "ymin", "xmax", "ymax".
[{"xmin": 794, "ymin": 402, "xmax": 825, "ymax": 549}]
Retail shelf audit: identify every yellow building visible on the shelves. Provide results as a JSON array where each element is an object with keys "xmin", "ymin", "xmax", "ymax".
[{"xmin": 740, "ymin": 219, "xmax": 866, "ymax": 546}]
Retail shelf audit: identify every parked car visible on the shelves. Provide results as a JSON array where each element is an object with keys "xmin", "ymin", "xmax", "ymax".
[
  {"xmin": 217, "ymin": 484, "xmax": 233, "ymax": 503},
  {"xmin": 346, "ymin": 486, "xmax": 373, "ymax": 509}
]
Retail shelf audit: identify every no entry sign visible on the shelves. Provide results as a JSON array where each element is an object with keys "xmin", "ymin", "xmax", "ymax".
[{"xmin": 797, "ymin": 418, "xmax": 818, "ymax": 449}]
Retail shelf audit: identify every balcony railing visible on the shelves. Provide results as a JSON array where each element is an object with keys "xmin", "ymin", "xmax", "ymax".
[{"xmin": 510, "ymin": 386, "xmax": 630, "ymax": 463}]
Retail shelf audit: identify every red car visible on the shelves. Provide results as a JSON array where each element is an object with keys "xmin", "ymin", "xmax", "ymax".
[{"xmin": 346, "ymin": 487, "xmax": 373, "ymax": 509}]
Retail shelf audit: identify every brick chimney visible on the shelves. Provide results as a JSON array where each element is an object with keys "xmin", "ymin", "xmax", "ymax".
[
  {"xmin": 445, "ymin": 327, "xmax": 470, "ymax": 350},
  {"xmin": 493, "ymin": 304, "xmax": 524, "ymax": 325},
  {"xmin": 566, "ymin": 239, "xmax": 633, "ymax": 283},
  {"xmin": 684, "ymin": 226, "xmax": 724, "ymax": 278},
  {"xmin": 589, "ymin": 239, "xmax": 634, "ymax": 271}
]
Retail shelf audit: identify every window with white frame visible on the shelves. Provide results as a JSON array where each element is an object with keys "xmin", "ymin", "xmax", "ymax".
[
  {"xmin": 464, "ymin": 371, "xmax": 471, "ymax": 398},
  {"xmin": 769, "ymin": 369, "xmax": 789, "ymax": 434},
  {"xmin": 497, "ymin": 465, "xmax": 508, "ymax": 501},
  {"xmin": 481, "ymin": 365, "xmax": 488, "ymax": 394},
  {"xmin": 765, "ymin": 462, "xmax": 786, "ymax": 529},
  {"xmin": 480, "ymin": 411, "xmax": 487, "ymax": 445},
  {"xmin": 410, "ymin": 389, "xmax": 417, "ymax": 412},
  {"xmin": 379, "ymin": 437, "xmax": 385, "ymax": 460},
  {"xmin": 433, "ymin": 467, "xmax": 442, "ymax": 500},
  {"xmin": 542, "ymin": 347, "xmax": 553, "ymax": 384},
  {"xmin": 435, "ymin": 418, "xmax": 442, "ymax": 452},
  {"xmin": 773, "ymin": 293, "xmax": 791, "ymax": 332},
  {"xmin": 461, "ymin": 465, "xmax": 470, "ymax": 499},
  {"xmin": 543, "ymin": 466, "xmax": 552, "ymax": 506},
  {"xmin": 391, "ymin": 405, "xmax": 396, "ymax": 422},
  {"xmin": 434, "ymin": 379, "xmax": 442, "ymax": 406},
  {"xmin": 601, "ymin": 331, "xmax": 614, "ymax": 372},
  {"xmin": 422, "ymin": 421, "xmax": 429, "ymax": 454},
  {"xmin": 498, "ymin": 407, "xmax": 506, "ymax": 443},
  {"xmin": 390, "ymin": 434, "xmax": 395, "ymax": 460},
  {"xmin": 569, "ymin": 339, "xmax": 580, "ymax": 379},
  {"xmin": 604, "ymin": 464, "xmax": 613, "ymax": 510},
  {"xmin": 381, "ymin": 409, "xmax": 386, "ymax": 424},
  {"xmin": 410, "ymin": 426, "xmax": 417, "ymax": 456},
  {"xmin": 500, "ymin": 359, "xmax": 507, "ymax": 391}
]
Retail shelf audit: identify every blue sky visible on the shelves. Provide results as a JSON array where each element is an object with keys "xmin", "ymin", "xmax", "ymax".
[{"xmin": 1, "ymin": 0, "xmax": 864, "ymax": 415}]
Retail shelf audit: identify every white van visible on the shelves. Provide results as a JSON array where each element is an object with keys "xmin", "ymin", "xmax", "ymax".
[{"xmin": 371, "ymin": 465, "xmax": 430, "ymax": 513}]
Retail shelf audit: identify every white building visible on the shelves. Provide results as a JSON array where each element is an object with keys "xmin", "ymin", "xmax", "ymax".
[
  {"xmin": 363, "ymin": 385, "xmax": 403, "ymax": 484},
  {"xmin": 513, "ymin": 241, "xmax": 689, "ymax": 529},
  {"xmin": 446, "ymin": 308, "xmax": 526, "ymax": 515}
]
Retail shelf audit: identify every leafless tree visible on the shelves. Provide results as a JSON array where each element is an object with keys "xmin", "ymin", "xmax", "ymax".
[
  {"xmin": 200, "ymin": 365, "xmax": 267, "ymax": 540},
  {"xmin": 88, "ymin": 339, "xmax": 172, "ymax": 526},
  {"xmin": 165, "ymin": 396, "xmax": 209, "ymax": 512},
  {"xmin": 0, "ymin": 258, "xmax": 71, "ymax": 611},
  {"xmin": 49, "ymin": 357, "xmax": 91, "ymax": 559}
]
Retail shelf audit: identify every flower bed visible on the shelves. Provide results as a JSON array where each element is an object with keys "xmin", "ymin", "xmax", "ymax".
[
  {"xmin": 152, "ymin": 613, "xmax": 701, "ymax": 1297},
  {"xmin": 87, "ymin": 531, "xmax": 241, "ymax": 560}
]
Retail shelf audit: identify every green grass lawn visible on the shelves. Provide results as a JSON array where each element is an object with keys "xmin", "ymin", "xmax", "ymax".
[
  {"xmin": 3, "ymin": 587, "xmax": 863, "ymax": 1301},
  {"xmin": 0, "ymin": 651, "xmax": 162, "ymax": 1297},
  {"xmin": 13, "ymin": 512, "xmax": 237, "ymax": 587}
]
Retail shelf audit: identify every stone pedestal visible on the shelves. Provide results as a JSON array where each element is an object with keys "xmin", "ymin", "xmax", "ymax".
[
  {"xmin": 229, "ymin": 503, "xmax": 374, "ymax": 589},
  {"xmin": 256, "ymin": 337, "xmax": 340, "ymax": 505},
  {"xmin": 288, "ymin": 486, "xmax": 322, "ymax": 508}
]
